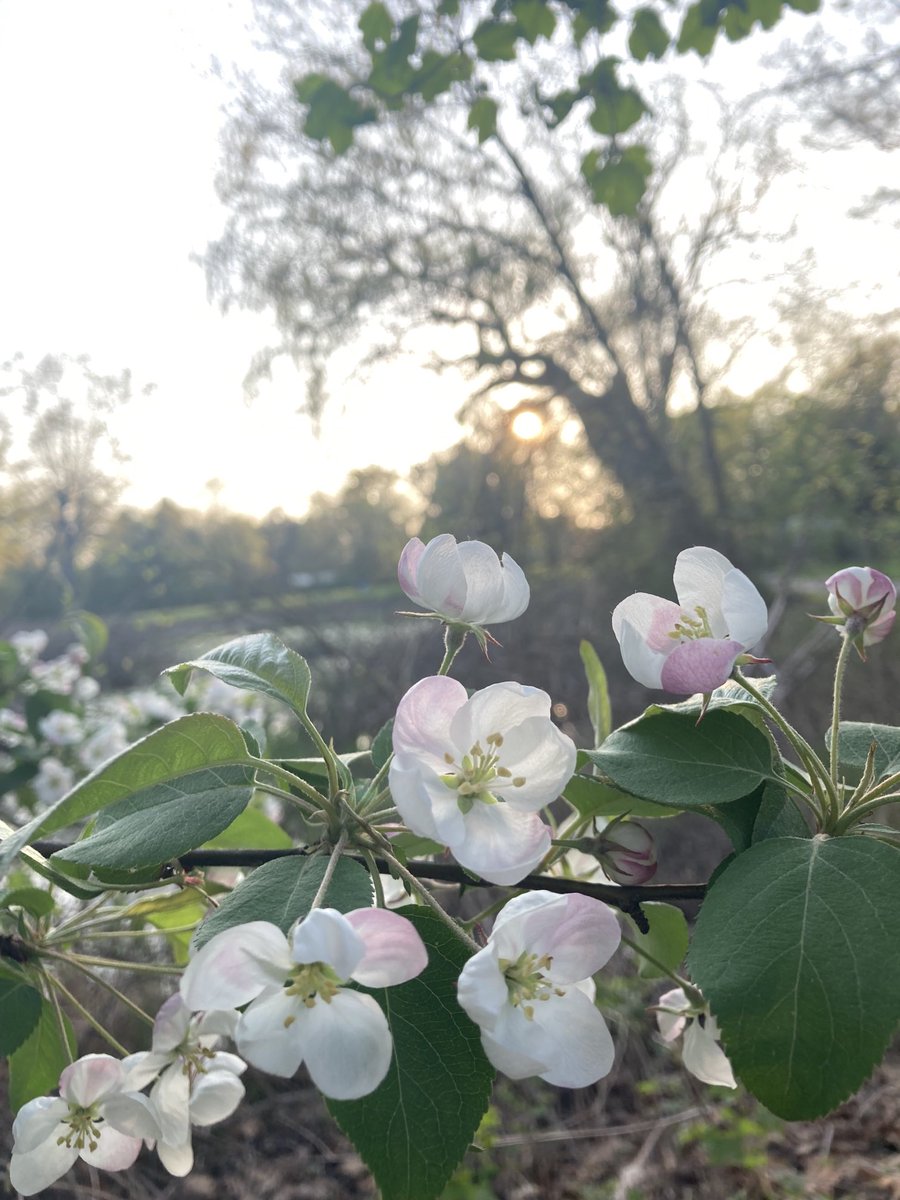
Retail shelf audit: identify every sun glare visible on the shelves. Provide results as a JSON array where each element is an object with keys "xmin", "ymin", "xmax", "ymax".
[{"xmin": 511, "ymin": 410, "xmax": 543, "ymax": 441}]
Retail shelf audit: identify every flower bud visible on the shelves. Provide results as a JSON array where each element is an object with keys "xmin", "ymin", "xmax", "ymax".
[
  {"xmin": 397, "ymin": 534, "xmax": 529, "ymax": 627},
  {"xmin": 823, "ymin": 566, "xmax": 896, "ymax": 654},
  {"xmin": 595, "ymin": 820, "xmax": 657, "ymax": 885}
]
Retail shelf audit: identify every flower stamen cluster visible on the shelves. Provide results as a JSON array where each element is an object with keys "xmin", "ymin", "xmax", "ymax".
[
  {"xmin": 283, "ymin": 962, "xmax": 342, "ymax": 1007},
  {"xmin": 500, "ymin": 950, "xmax": 564, "ymax": 1018},
  {"xmin": 57, "ymin": 1106, "xmax": 103, "ymax": 1153},
  {"xmin": 667, "ymin": 605, "xmax": 713, "ymax": 641}
]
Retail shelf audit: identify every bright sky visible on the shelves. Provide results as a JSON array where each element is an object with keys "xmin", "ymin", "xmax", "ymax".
[{"xmin": 0, "ymin": 1, "xmax": 896, "ymax": 517}]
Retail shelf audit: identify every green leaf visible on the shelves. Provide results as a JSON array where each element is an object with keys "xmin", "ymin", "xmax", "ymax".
[
  {"xmin": 51, "ymin": 768, "xmax": 255, "ymax": 871},
  {"xmin": 753, "ymin": 784, "xmax": 810, "ymax": 842},
  {"xmin": 8, "ymin": 999, "xmax": 76, "ymax": 1111},
  {"xmin": 644, "ymin": 675, "xmax": 778, "ymax": 724},
  {"xmin": 511, "ymin": 0, "xmax": 556, "ymax": 43},
  {"xmin": 192, "ymin": 854, "xmax": 373, "ymax": 950},
  {"xmin": 473, "ymin": 19, "xmax": 520, "ymax": 61},
  {"xmin": 588, "ymin": 710, "xmax": 779, "ymax": 809},
  {"xmin": 0, "ymin": 976, "xmax": 43, "ymax": 1055},
  {"xmin": 0, "ymin": 887, "xmax": 55, "ymax": 917},
  {"xmin": 371, "ymin": 718, "xmax": 394, "ymax": 773},
  {"xmin": 328, "ymin": 908, "xmax": 494, "ymax": 1200},
  {"xmin": 564, "ymin": 774, "xmax": 676, "ymax": 820},
  {"xmin": 690, "ymin": 836, "xmax": 900, "ymax": 1118},
  {"xmin": 202, "ymin": 804, "xmax": 292, "ymax": 850},
  {"xmin": 468, "ymin": 96, "xmax": 498, "ymax": 144},
  {"xmin": 0, "ymin": 819, "xmax": 100, "ymax": 899},
  {"xmin": 631, "ymin": 902, "xmax": 689, "ymax": 979},
  {"xmin": 295, "ymin": 77, "xmax": 378, "ymax": 153},
  {"xmin": 165, "ymin": 632, "xmax": 312, "ymax": 720},
  {"xmin": 0, "ymin": 714, "xmax": 255, "ymax": 882},
  {"xmin": 413, "ymin": 50, "xmax": 473, "ymax": 101},
  {"xmin": 359, "ymin": 1, "xmax": 393, "ymax": 51},
  {"xmin": 628, "ymin": 8, "xmax": 670, "ymax": 60},
  {"xmin": 579, "ymin": 639, "xmax": 612, "ymax": 745},
  {"xmin": 829, "ymin": 722, "xmax": 900, "ymax": 783},
  {"xmin": 581, "ymin": 145, "xmax": 652, "ymax": 216},
  {"xmin": 67, "ymin": 610, "xmax": 108, "ymax": 659},
  {"xmin": 573, "ymin": 0, "xmax": 618, "ymax": 41}
]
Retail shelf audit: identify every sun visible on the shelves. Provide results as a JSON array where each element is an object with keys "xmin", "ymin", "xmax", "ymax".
[{"xmin": 510, "ymin": 410, "xmax": 543, "ymax": 441}]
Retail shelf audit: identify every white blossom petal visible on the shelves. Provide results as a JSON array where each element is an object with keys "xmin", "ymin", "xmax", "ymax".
[
  {"xmin": 491, "ymin": 892, "xmax": 620, "ymax": 983},
  {"xmin": 450, "ymin": 802, "xmax": 550, "ymax": 885},
  {"xmin": 449, "ymin": 681, "xmax": 550, "ymax": 751},
  {"xmin": 413, "ymin": 534, "xmax": 468, "ymax": 617},
  {"xmin": 59, "ymin": 1054, "xmax": 125, "ymax": 1107},
  {"xmin": 189, "ymin": 1070, "xmax": 246, "ymax": 1126},
  {"xmin": 492, "ymin": 552, "xmax": 531, "ymax": 622},
  {"xmin": 454, "ymin": 540, "xmax": 506, "ymax": 622},
  {"xmin": 81, "ymin": 1126, "xmax": 142, "ymax": 1172},
  {"xmin": 387, "ymin": 757, "xmax": 445, "ymax": 841},
  {"xmin": 121, "ymin": 1050, "xmax": 170, "ymax": 1091},
  {"xmin": 291, "ymin": 908, "xmax": 365, "ymax": 980},
  {"xmin": 101, "ymin": 1092, "xmax": 160, "ymax": 1142},
  {"xmin": 236, "ymin": 989, "xmax": 306, "ymax": 1078},
  {"xmin": 656, "ymin": 987, "xmax": 691, "ymax": 1042},
  {"xmin": 151, "ymin": 993, "xmax": 192, "ymax": 1053},
  {"xmin": 721, "ymin": 568, "xmax": 768, "ymax": 648},
  {"xmin": 156, "ymin": 1135, "xmax": 194, "ymax": 1177},
  {"xmin": 397, "ymin": 537, "xmax": 427, "ymax": 606},
  {"xmin": 682, "ymin": 1020, "xmax": 737, "ymax": 1088},
  {"xmin": 9, "ymin": 1138, "xmax": 78, "ymax": 1195},
  {"xmin": 456, "ymin": 942, "xmax": 509, "ymax": 1029},
  {"xmin": 615, "ymin": 615, "xmax": 667, "ymax": 689},
  {"xmin": 344, "ymin": 908, "xmax": 428, "ymax": 987},
  {"xmin": 12, "ymin": 1097, "xmax": 69, "ymax": 1154},
  {"xmin": 392, "ymin": 675, "xmax": 468, "ymax": 766},
  {"xmin": 297, "ymin": 989, "xmax": 393, "ymax": 1100},
  {"xmin": 149, "ymin": 1065, "xmax": 191, "ymax": 1147},
  {"xmin": 530, "ymin": 988, "xmax": 615, "ymax": 1088},
  {"xmin": 673, "ymin": 547, "xmax": 732, "ymax": 636},
  {"xmin": 180, "ymin": 921, "xmax": 292, "ymax": 1010},
  {"xmin": 492, "ymin": 716, "xmax": 576, "ymax": 810}
]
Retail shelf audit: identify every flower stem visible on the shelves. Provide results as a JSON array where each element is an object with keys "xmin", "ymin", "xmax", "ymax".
[
  {"xmin": 47, "ymin": 971, "xmax": 130, "ymax": 1056},
  {"xmin": 829, "ymin": 633, "xmax": 854, "ymax": 790},
  {"xmin": 378, "ymin": 847, "xmax": 480, "ymax": 954},
  {"xmin": 619, "ymin": 932, "xmax": 701, "ymax": 1004},
  {"xmin": 68, "ymin": 953, "xmax": 182, "ymax": 975},
  {"xmin": 437, "ymin": 623, "xmax": 468, "ymax": 675},
  {"xmin": 47, "ymin": 981, "xmax": 75, "ymax": 1064},
  {"xmin": 42, "ymin": 950, "xmax": 154, "ymax": 1025},
  {"xmin": 732, "ymin": 668, "xmax": 837, "ymax": 826},
  {"xmin": 308, "ymin": 831, "xmax": 349, "ymax": 912}
]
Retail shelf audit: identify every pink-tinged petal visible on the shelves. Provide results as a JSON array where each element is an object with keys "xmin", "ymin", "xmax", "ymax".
[
  {"xmin": 415, "ymin": 534, "xmax": 468, "ymax": 617},
  {"xmin": 451, "ymin": 804, "xmax": 550, "ymax": 886},
  {"xmin": 659, "ymin": 638, "xmax": 743, "ymax": 695},
  {"xmin": 12, "ymin": 1097, "xmax": 68, "ymax": 1153},
  {"xmin": 397, "ymin": 537, "xmax": 427, "ymax": 606},
  {"xmin": 9, "ymin": 1139, "xmax": 78, "ymax": 1195},
  {"xmin": 189, "ymin": 1070, "xmax": 246, "ymax": 1126},
  {"xmin": 291, "ymin": 908, "xmax": 365, "ymax": 979},
  {"xmin": 489, "ymin": 892, "xmax": 620, "ymax": 982},
  {"xmin": 493, "ymin": 716, "xmax": 577, "ymax": 811},
  {"xmin": 297, "ymin": 989, "xmax": 393, "ymax": 1100},
  {"xmin": 450, "ymin": 681, "xmax": 550, "ymax": 751},
  {"xmin": 236, "ymin": 989, "xmax": 306, "ymax": 1077},
  {"xmin": 59, "ymin": 1054, "xmax": 125, "ymax": 1107},
  {"xmin": 454, "ymin": 540, "xmax": 506, "ymax": 623},
  {"xmin": 656, "ymin": 987, "xmax": 691, "ymax": 1042},
  {"xmin": 180, "ymin": 921, "xmax": 292, "ymax": 1011},
  {"xmin": 682, "ymin": 1020, "xmax": 736, "ymax": 1087},
  {"xmin": 149, "ymin": 1065, "xmax": 191, "ymax": 1146},
  {"xmin": 388, "ymin": 757, "xmax": 445, "ymax": 841},
  {"xmin": 615, "ymin": 616, "xmax": 667, "ymax": 689},
  {"xmin": 152, "ymin": 994, "xmax": 192, "ymax": 1054},
  {"xmin": 81, "ymin": 1126, "xmax": 142, "ymax": 1172},
  {"xmin": 865, "ymin": 608, "xmax": 896, "ymax": 645},
  {"xmin": 157, "ymin": 1135, "xmax": 194, "ymax": 1177},
  {"xmin": 456, "ymin": 943, "xmax": 508, "ymax": 1029},
  {"xmin": 612, "ymin": 593, "xmax": 684, "ymax": 652},
  {"xmin": 345, "ymin": 909, "xmax": 428, "ymax": 986},
  {"xmin": 392, "ymin": 675, "xmax": 467, "ymax": 763},
  {"xmin": 531, "ymin": 988, "xmax": 615, "ymax": 1087},
  {"xmin": 672, "ymin": 547, "xmax": 733, "ymax": 635},
  {"xmin": 100, "ymin": 1092, "xmax": 160, "ymax": 1142},
  {"xmin": 721, "ymin": 568, "xmax": 768, "ymax": 648}
]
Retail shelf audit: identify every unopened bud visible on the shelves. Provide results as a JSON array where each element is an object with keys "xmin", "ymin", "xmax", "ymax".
[
  {"xmin": 820, "ymin": 566, "xmax": 897, "ymax": 657},
  {"xmin": 596, "ymin": 821, "xmax": 657, "ymax": 885}
]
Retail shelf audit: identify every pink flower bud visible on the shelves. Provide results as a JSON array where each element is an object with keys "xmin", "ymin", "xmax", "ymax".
[
  {"xmin": 825, "ymin": 566, "xmax": 896, "ymax": 648},
  {"xmin": 596, "ymin": 821, "xmax": 657, "ymax": 885}
]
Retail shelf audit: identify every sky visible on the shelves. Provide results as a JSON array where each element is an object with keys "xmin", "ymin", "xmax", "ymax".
[{"xmin": 0, "ymin": 1, "xmax": 896, "ymax": 518}]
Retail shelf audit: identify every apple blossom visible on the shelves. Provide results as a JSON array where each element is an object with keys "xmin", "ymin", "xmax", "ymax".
[
  {"xmin": 825, "ymin": 566, "xmax": 896, "ymax": 648},
  {"xmin": 457, "ymin": 891, "xmax": 621, "ymax": 1086},
  {"xmin": 389, "ymin": 676, "xmax": 576, "ymax": 885},
  {"xmin": 612, "ymin": 546, "xmax": 768, "ymax": 695},
  {"xmin": 123, "ymin": 995, "xmax": 246, "ymax": 1176},
  {"xmin": 656, "ymin": 986, "xmax": 736, "ymax": 1088},
  {"xmin": 180, "ymin": 908, "xmax": 428, "ymax": 1100},
  {"xmin": 398, "ymin": 533, "xmax": 529, "ymax": 626},
  {"xmin": 593, "ymin": 820, "xmax": 657, "ymax": 885},
  {"xmin": 9, "ymin": 1054, "xmax": 159, "ymax": 1196}
]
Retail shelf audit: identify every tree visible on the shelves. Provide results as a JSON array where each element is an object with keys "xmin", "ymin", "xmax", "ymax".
[
  {"xmin": 0, "ymin": 354, "xmax": 133, "ymax": 605},
  {"xmin": 207, "ymin": 0, "xmax": 810, "ymax": 565}
]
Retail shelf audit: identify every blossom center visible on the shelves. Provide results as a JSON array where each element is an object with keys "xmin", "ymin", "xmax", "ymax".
[
  {"xmin": 440, "ymin": 732, "xmax": 526, "ymax": 813},
  {"xmin": 667, "ymin": 605, "xmax": 713, "ymax": 642},
  {"xmin": 59, "ymin": 1104, "xmax": 103, "ymax": 1153},
  {"xmin": 176, "ymin": 1036, "xmax": 216, "ymax": 1080},
  {"xmin": 499, "ymin": 950, "xmax": 564, "ymax": 1019},
  {"xmin": 283, "ymin": 961, "xmax": 342, "ymax": 1011}
]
